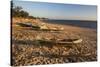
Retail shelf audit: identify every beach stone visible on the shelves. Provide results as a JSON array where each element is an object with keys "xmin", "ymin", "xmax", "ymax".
[{"xmin": 64, "ymin": 59, "xmax": 69, "ymax": 63}]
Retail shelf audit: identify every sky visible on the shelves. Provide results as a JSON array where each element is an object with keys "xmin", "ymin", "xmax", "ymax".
[{"xmin": 12, "ymin": 0, "xmax": 97, "ymax": 21}]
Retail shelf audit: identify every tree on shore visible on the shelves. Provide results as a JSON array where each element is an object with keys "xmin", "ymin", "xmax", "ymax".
[
  {"xmin": 11, "ymin": 1, "xmax": 48, "ymax": 19},
  {"xmin": 12, "ymin": 5, "xmax": 29, "ymax": 18}
]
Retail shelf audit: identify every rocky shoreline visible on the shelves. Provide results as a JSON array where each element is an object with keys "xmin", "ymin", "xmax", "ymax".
[{"xmin": 11, "ymin": 18, "xmax": 97, "ymax": 66}]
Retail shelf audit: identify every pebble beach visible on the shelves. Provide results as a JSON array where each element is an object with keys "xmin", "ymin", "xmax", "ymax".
[{"xmin": 11, "ymin": 18, "xmax": 97, "ymax": 66}]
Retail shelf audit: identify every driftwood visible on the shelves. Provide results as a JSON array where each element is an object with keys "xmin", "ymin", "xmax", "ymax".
[
  {"xmin": 16, "ymin": 22, "xmax": 64, "ymax": 31},
  {"xmin": 35, "ymin": 38, "xmax": 82, "ymax": 46}
]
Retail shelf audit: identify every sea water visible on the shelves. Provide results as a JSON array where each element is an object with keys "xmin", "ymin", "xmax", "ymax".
[{"xmin": 44, "ymin": 20, "xmax": 97, "ymax": 29}]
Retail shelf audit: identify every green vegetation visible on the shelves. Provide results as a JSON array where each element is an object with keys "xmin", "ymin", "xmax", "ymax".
[{"xmin": 11, "ymin": 1, "xmax": 48, "ymax": 19}]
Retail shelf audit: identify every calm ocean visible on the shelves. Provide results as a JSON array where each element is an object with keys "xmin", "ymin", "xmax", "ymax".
[{"xmin": 43, "ymin": 20, "xmax": 97, "ymax": 29}]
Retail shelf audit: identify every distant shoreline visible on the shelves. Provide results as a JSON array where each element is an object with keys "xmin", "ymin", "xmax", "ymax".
[{"xmin": 45, "ymin": 19, "xmax": 97, "ymax": 22}]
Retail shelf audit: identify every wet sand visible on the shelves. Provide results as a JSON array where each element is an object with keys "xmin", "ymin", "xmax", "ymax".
[{"xmin": 11, "ymin": 18, "xmax": 97, "ymax": 66}]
